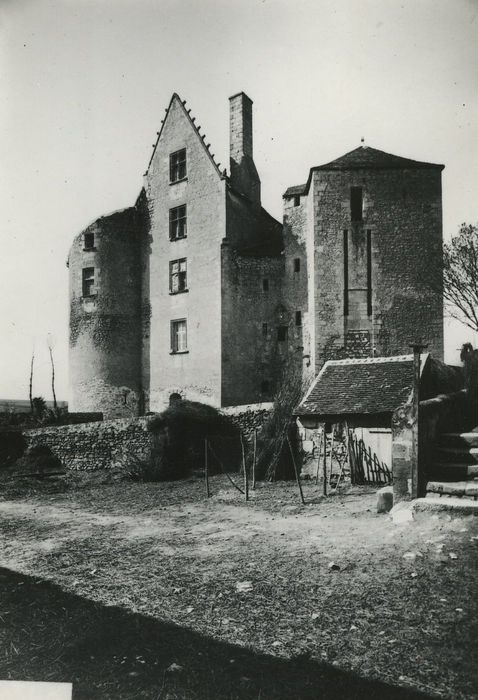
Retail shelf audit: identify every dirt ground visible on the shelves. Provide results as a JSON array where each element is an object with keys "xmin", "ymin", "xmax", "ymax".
[{"xmin": 0, "ymin": 475, "xmax": 477, "ymax": 699}]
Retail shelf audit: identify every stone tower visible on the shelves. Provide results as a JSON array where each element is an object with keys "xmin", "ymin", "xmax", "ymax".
[
  {"xmin": 68, "ymin": 206, "xmax": 143, "ymax": 417},
  {"xmin": 282, "ymin": 145, "xmax": 444, "ymax": 375}
]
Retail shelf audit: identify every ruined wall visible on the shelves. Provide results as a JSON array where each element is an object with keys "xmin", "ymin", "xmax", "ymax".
[
  {"xmin": 68, "ymin": 207, "xmax": 142, "ymax": 418},
  {"xmin": 221, "ymin": 402, "xmax": 273, "ymax": 435},
  {"xmin": 311, "ymin": 167, "xmax": 443, "ymax": 369},
  {"xmin": 144, "ymin": 96, "xmax": 226, "ymax": 411},
  {"xmin": 221, "ymin": 243, "xmax": 284, "ymax": 406},
  {"xmin": 25, "ymin": 419, "xmax": 152, "ymax": 471}
]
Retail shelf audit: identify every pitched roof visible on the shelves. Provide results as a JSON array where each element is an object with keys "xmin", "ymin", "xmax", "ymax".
[
  {"xmin": 283, "ymin": 184, "xmax": 307, "ymax": 198},
  {"xmin": 313, "ymin": 145, "xmax": 444, "ymax": 172},
  {"xmin": 284, "ymin": 145, "xmax": 444, "ymax": 198},
  {"xmin": 296, "ymin": 354, "xmax": 428, "ymax": 418},
  {"xmin": 145, "ymin": 93, "xmax": 225, "ymax": 178}
]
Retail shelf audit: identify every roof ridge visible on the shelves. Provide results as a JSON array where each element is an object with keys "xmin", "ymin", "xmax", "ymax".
[
  {"xmin": 144, "ymin": 93, "xmax": 226, "ymax": 179},
  {"xmin": 326, "ymin": 354, "xmax": 414, "ymax": 366}
]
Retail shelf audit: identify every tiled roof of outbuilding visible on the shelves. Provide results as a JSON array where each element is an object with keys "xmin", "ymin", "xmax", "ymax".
[
  {"xmin": 314, "ymin": 145, "xmax": 444, "ymax": 171},
  {"xmin": 296, "ymin": 354, "xmax": 427, "ymax": 418},
  {"xmin": 283, "ymin": 184, "xmax": 307, "ymax": 198}
]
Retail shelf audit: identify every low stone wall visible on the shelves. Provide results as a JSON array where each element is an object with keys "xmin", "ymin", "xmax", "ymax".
[
  {"xmin": 221, "ymin": 402, "xmax": 273, "ymax": 435},
  {"xmin": 24, "ymin": 418, "xmax": 153, "ymax": 472},
  {"xmin": 22, "ymin": 403, "xmax": 274, "ymax": 473}
]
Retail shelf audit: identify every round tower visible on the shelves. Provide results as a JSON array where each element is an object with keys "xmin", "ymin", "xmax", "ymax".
[{"xmin": 68, "ymin": 207, "xmax": 142, "ymax": 418}]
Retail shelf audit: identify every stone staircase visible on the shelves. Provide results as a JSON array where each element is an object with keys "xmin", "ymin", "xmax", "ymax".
[{"xmin": 426, "ymin": 429, "xmax": 478, "ymax": 500}]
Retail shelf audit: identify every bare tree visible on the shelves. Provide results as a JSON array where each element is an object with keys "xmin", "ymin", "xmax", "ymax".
[
  {"xmin": 46, "ymin": 334, "xmax": 58, "ymax": 411},
  {"xmin": 441, "ymin": 223, "xmax": 478, "ymax": 333}
]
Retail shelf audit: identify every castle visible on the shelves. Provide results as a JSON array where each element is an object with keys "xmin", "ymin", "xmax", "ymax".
[{"xmin": 68, "ymin": 91, "xmax": 444, "ymax": 418}]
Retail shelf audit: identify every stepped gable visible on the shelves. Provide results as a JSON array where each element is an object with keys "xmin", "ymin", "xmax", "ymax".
[{"xmin": 296, "ymin": 354, "xmax": 428, "ymax": 419}]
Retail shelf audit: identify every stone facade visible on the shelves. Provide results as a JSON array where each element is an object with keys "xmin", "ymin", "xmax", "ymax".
[
  {"xmin": 68, "ymin": 95, "xmax": 444, "ymax": 420},
  {"xmin": 69, "ymin": 92, "xmax": 284, "ymax": 418},
  {"xmin": 283, "ymin": 147, "xmax": 444, "ymax": 376}
]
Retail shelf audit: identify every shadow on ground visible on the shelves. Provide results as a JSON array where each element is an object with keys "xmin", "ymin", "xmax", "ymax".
[{"xmin": 0, "ymin": 567, "xmax": 431, "ymax": 700}]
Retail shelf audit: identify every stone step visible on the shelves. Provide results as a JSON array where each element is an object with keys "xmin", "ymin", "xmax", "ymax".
[
  {"xmin": 426, "ymin": 480, "xmax": 478, "ymax": 498},
  {"xmin": 412, "ymin": 497, "xmax": 478, "ymax": 516},
  {"xmin": 434, "ymin": 446, "xmax": 478, "ymax": 464},
  {"xmin": 429, "ymin": 463, "xmax": 478, "ymax": 479},
  {"xmin": 439, "ymin": 432, "xmax": 478, "ymax": 447}
]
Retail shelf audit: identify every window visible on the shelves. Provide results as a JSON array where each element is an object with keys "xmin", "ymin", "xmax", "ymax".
[
  {"xmin": 262, "ymin": 322, "xmax": 268, "ymax": 337},
  {"xmin": 263, "ymin": 278, "xmax": 269, "ymax": 291},
  {"xmin": 367, "ymin": 229, "xmax": 372, "ymax": 316},
  {"xmin": 84, "ymin": 232, "xmax": 95, "ymax": 250},
  {"xmin": 169, "ymin": 258, "xmax": 187, "ymax": 293},
  {"xmin": 82, "ymin": 267, "xmax": 95, "ymax": 297},
  {"xmin": 169, "ymin": 148, "xmax": 187, "ymax": 182},
  {"xmin": 171, "ymin": 319, "xmax": 187, "ymax": 353},
  {"xmin": 293, "ymin": 195, "xmax": 300, "ymax": 207},
  {"xmin": 295, "ymin": 311, "xmax": 302, "ymax": 327},
  {"xmin": 261, "ymin": 380, "xmax": 271, "ymax": 394},
  {"xmin": 169, "ymin": 205, "xmax": 187, "ymax": 240},
  {"xmin": 351, "ymin": 186, "xmax": 363, "ymax": 222},
  {"xmin": 277, "ymin": 326, "xmax": 288, "ymax": 342},
  {"xmin": 294, "ymin": 258, "xmax": 300, "ymax": 273}
]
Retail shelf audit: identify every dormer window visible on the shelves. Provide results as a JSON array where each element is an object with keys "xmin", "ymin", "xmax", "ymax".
[{"xmin": 170, "ymin": 148, "xmax": 187, "ymax": 183}]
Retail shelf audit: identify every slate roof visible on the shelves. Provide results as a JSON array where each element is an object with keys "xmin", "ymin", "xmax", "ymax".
[
  {"xmin": 283, "ymin": 145, "xmax": 444, "ymax": 199},
  {"xmin": 296, "ymin": 354, "xmax": 428, "ymax": 418},
  {"xmin": 283, "ymin": 183, "xmax": 307, "ymax": 198},
  {"xmin": 313, "ymin": 145, "xmax": 444, "ymax": 172}
]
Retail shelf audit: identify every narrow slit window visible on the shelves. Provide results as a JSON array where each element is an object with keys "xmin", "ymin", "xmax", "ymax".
[
  {"xmin": 169, "ymin": 149, "xmax": 187, "ymax": 182},
  {"xmin": 262, "ymin": 322, "xmax": 268, "ymax": 337},
  {"xmin": 169, "ymin": 205, "xmax": 187, "ymax": 240},
  {"xmin": 263, "ymin": 279, "xmax": 269, "ymax": 292},
  {"xmin": 171, "ymin": 319, "xmax": 187, "ymax": 353},
  {"xmin": 350, "ymin": 187, "xmax": 363, "ymax": 222},
  {"xmin": 294, "ymin": 258, "xmax": 300, "ymax": 273},
  {"xmin": 343, "ymin": 229, "xmax": 349, "ymax": 316},
  {"xmin": 295, "ymin": 311, "xmax": 302, "ymax": 327},
  {"xmin": 367, "ymin": 229, "xmax": 372, "ymax": 316},
  {"xmin": 82, "ymin": 267, "xmax": 95, "ymax": 297},
  {"xmin": 261, "ymin": 380, "xmax": 270, "ymax": 393}
]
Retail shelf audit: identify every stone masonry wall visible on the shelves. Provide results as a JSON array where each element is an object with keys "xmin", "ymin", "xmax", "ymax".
[
  {"xmin": 311, "ymin": 167, "xmax": 443, "ymax": 370},
  {"xmin": 68, "ymin": 207, "xmax": 142, "ymax": 418},
  {"xmin": 144, "ymin": 96, "xmax": 226, "ymax": 412},
  {"xmin": 24, "ymin": 404, "xmax": 273, "ymax": 472},
  {"xmin": 25, "ymin": 419, "xmax": 153, "ymax": 472},
  {"xmin": 221, "ymin": 243, "xmax": 284, "ymax": 406}
]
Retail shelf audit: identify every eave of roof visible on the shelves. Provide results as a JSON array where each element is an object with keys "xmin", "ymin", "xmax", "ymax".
[
  {"xmin": 295, "ymin": 354, "xmax": 429, "ymax": 418},
  {"xmin": 284, "ymin": 145, "xmax": 444, "ymax": 198}
]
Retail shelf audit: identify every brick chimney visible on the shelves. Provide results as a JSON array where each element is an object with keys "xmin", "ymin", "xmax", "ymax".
[{"xmin": 229, "ymin": 92, "xmax": 261, "ymax": 206}]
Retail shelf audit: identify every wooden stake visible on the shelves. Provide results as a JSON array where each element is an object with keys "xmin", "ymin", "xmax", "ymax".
[
  {"xmin": 252, "ymin": 429, "xmax": 257, "ymax": 490},
  {"xmin": 287, "ymin": 435, "xmax": 305, "ymax": 505},
  {"xmin": 204, "ymin": 438, "xmax": 210, "ymax": 498},
  {"xmin": 323, "ymin": 426, "xmax": 328, "ymax": 496},
  {"xmin": 315, "ymin": 427, "xmax": 323, "ymax": 485},
  {"xmin": 241, "ymin": 433, "xmax": 249, "ymax": 502}
]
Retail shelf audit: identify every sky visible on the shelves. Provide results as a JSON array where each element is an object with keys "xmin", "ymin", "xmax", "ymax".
[{"xmin": 1, "ymin": 0, "xmax": 477, "ymax": 402}]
